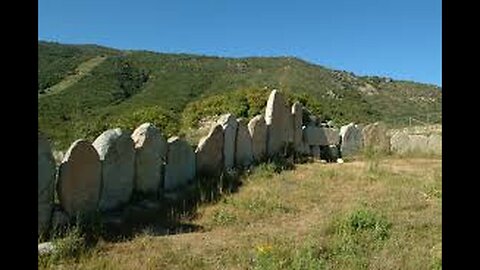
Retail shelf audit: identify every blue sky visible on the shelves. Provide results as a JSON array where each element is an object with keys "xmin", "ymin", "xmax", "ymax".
[{"xmin": 38, "ymin": 0, "xmax": 441, "ymax": 86}]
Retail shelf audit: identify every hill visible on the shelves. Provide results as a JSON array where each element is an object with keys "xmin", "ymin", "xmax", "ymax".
[{"xmin": 38, "ymin": 41, "xmax": 442, "ymax": 150}]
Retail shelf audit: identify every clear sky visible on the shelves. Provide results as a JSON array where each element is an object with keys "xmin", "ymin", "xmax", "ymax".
[{"xmin": 38, "ymin": 0, "xmax": 441, "ymax": 86}]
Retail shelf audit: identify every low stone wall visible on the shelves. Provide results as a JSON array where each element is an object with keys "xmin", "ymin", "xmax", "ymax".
[
  {"xmin": 38, "ymin": 89, "xmax": 423, "ymax": 236},
  {"xmin": 390, "ymin": 129, "xmax": 442, "ymax": 155},
  {"xmin": 362, "ymin": 122, "xmax": 390, "ymax": 154}
]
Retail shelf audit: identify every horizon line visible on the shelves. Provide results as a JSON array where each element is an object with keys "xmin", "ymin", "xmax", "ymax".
[{"xmin": 38, "ymin": 38, "xmax": 442, "ymax": 88}]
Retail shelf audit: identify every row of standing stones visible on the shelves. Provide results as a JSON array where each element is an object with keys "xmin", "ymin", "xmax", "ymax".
[{"xmin": 38, "ymin": 89, "xmax": 439, "ymax": 237}]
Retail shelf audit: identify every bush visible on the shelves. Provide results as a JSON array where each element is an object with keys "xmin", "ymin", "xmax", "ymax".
[{"xmin": 112, "ymin": 57, "xmax": 149, "ymax": 99}]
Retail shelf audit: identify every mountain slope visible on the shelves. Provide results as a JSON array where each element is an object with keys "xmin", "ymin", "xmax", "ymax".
[
  {"xmin": 38, "ymin": 41, "xmax": 441, "ymax": 150},
  {"xmin": 38, "ymin": 41, "xmax": 120, "ymax": 92}
]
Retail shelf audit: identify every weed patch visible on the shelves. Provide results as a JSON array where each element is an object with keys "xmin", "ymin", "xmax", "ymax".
[
  {"xmin": 321, "ymin": 208, "xmax": 392, "ymax": 269},
  {"xmin": 212, "ymin": 208, "xmax": 238, "ymax": 226}
]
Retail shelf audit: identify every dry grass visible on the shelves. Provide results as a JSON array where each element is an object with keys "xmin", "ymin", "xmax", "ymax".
[{"xmin": 40, "ymin": 156, "xmax": 441, "ymax": 270}]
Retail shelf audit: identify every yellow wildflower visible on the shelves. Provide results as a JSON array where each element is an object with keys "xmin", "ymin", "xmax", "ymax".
[{"xmin": 256, "ymin": 244, "xmax": 273, "ymax": 254}]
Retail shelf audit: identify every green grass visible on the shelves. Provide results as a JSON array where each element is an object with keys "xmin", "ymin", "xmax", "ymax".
[{"xmin": 250, "ymin": 208, "xmax": 392, "ymax": 270}]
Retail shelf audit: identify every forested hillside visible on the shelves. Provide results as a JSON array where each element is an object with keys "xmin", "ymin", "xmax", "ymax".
[{"xmin": 38, "ymin": 41, "xmax": 441, "ymax": 150}]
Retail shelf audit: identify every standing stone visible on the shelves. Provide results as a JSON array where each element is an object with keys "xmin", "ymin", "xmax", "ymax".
[
  {"xmin": 311, "ymin": 145, "xmax": 321, "ymax": 160},
  {"xmin": 308, "ymin": 114, "xmax": 318, "ymax": 127},
  {"xmin": 52, "ymin": 150, "xmax": 64, "ymax": 166},
  {"xmin": 265, "ymin": 90, "xmax": 289, "ymax": 156},
  {"xmin": 298, "ymin": 126, "xmax": 311, "ymax": 156},
  {"xmin": 303, "ymin": 126, "xmax": 339, "ymax": 146},
  {"xmin": 235, "ymin": 118, "xmax": 254, "ymax": 167},
  {"xmin": 362, "ymin": 122, "xmax": 390, "ymax": 154},
  {"xmin": 195, "ymin": 124, "xmax": 224, "ymax": 176},
  {"xmin": 51, "ymin": 206, "xmax": 70, "ymax": 231},
  {"xmin": 409, "ymin": 135, "xmax": 429, "ymax": 152},
  {"xmin": 164, "ymin": 137, "xmax": 196, "ymax": 191},
  {"xmin": 286, "ymin": 113, "xmax": 294, "ymax": 144},
  {"xmin": 93, "ymin": 128, "xmax": 135, "ymax": 211},
  {"xmin": 131, "ymin": 123, "xmax": 167, "ymax": 196},
  {"xmin": 327, "ymin": 145, "xmax": 340, "ymax": 161},
  {"xmin": 248, "ymin": 115, "xmax": 267, "ymax": 161},
  {"xmin": 303, "ymin": 126, "xmax": 317, "ymax": 146},
  {"xmin": 299, "ymin": 141, "xmax": 311, "ymax": 156},
  {"xmin": 38, "ymin": 242, "xmax": 55, "ymax": 256},
  {"xmin": 340, "ymin": 123, "xmax": 363, "ymax": 157},
  {"xmin": 390, "ymin": 131, "xmax": 410, "ymax": 154},
  {"xmin": 321, "ymin": 128, "xmax": 340, "ymax": 145},
  {"xmin": 292, "ymin": 102, "xmax": 303, "ymax": 152},
  {"xmin": 57, "ymin": 139, "xmax": 102, "ymax": 216},
  {"xmin": 38, "ymin": 134, "xmax": 56, "ymax": 235},
  {"xmin": 217, "ymin": 114, "xmax": 238, "ymax": 169},
  {"xmin": 427, "ymin": 134, "xmax": 442, "ymax": 155}
]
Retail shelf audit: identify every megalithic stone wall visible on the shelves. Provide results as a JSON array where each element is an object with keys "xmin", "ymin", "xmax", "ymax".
[
  {"xmin": 426, "ymin": 134, "xmax": 442, "ymax": 155},
  {"xmin": 339, "ymin": 123, "xmax": 363, "ymax": 157},
  {"xmin": 265, "ymin": 90, "xmax": 289, "ymax": 156},
  {"xmin": 195, "ymin": 124, "xmax": 224, "ymax": 177},
  {"xmin": 57, "ymin": 139, "xmax": 102, "ymax": 216},
  {"xmin": 311, "ymin": 145, "xmax": 321, "ymax": 160},
  {"xmin": 286, "ymin": 113, "xmax": 294, "ymax": 144},
  {"xmin": 292, "ymin": 102, "xmax": 303, "ymax": 152},
  {"xmin": 38, "ymin": 133, "xmax": 56, "ymax": 235},
  {"xmin": 248, "ymin": 115, "xmax": 267, "ymax": 162},
  {"xmin": 164, "ymin": 136, "xmax": 196, "ymax": 191},
  {"xmin": 362, "ymin": 122, "xmax": 390, "ymax": 154},
  {"xmin": 217, "ymin": 114, "xmax": 238, "ymax": 169},
  {"xmin": 390, "ymin": 131, "xmax": 442, "ymax": 155},
  {"xmin": 43, "ymin": 89, "xmax": 438, "ymax": 237},
  {"xmin": 93, "ymin": 128, "xmax": 135, "ymax": 211},
  {"xmin": 303, "ymin": 126, "xmax": 339, "ymax": 146},
  {"xmin": 131, "ymin": 123, "xmax": 167, "ymax": 196},
  {"xmin": 235, "ymin": 118, "xmax": 254, "ymax": 168},
  {"xmin": 390, "ymin": 131, "xmax": 410, "ymax": 154}
]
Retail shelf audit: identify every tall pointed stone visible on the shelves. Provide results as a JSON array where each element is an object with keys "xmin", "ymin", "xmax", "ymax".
[
  {"xmin": 164, "ymin": 137, "xmax": 196, "ymax": 191},
  {"xmin": 38, "ymin": 134, "xmax": 56, "ymax": 234},
  {"xmin": 195, "ymin": 124, "xmax": 224, "ymax": 177},
  {"xmin": 235, "ymin": 118, "xmax": 253, "ymax": 167},
  {"xmin": 57, "ymin": 139, "xmax": 102, "ymax": 216},
  {"xmin": 93, "ymin": 128, "xmax": 135, "ymax": 211},
  {"xmin": 217, "ymin": 113, "xmax": 238, "ymax": 169},
  {"xmin": 248, "ymin": 115, "xmax": 267, "ymax": 162},
  {"xmin": 131, "ymin": 123, "xmax": 167, "ymax": 196},
  {"xmin": 292, "ymin": 102, "xmax": 303, "ymax": 152},
  {"xmin": 265, "ymin": 90, "xmax": 289, "ymax": 156},
  {"xmin": 339, "ymin": 123, "xmax": 363, "ymax": 157}
]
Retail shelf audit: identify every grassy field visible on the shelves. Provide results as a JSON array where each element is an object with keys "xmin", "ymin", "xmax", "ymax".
[{"xmin": 39, "ymin": 155, "xmax": 441, "ymax": 270}]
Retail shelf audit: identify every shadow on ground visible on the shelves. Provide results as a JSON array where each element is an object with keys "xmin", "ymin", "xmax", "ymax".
[{"xmin": 45, "ymin": 153, "xmax": 307, "ymax": 246}]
